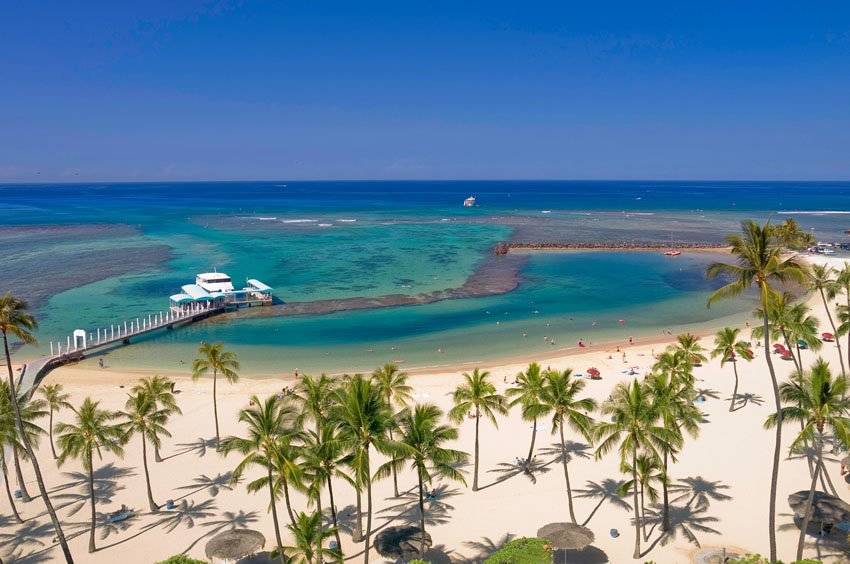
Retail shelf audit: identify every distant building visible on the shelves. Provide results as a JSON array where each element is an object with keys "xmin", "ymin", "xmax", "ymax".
[{"xmin": 463, "ymin": 196, "xmax": 476, "ymax": 207}]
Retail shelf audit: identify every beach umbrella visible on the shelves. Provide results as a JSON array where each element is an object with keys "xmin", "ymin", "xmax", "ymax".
[
  {"xmin": 823, "ymin": 333, "xmax": 835, "ymax": 342},
  {"xmin": 773, "ymin": 343, "xmax": 785, "ymax": 350},
  {"xmin": 537, "ymin": 522, "xmax": 594, "ymax": 550},
  {"xmin": 537, "ymin": 522, "xmax": 595, "ymax": 564},
  {"xmin": 375, "ymin": 526, "xmax": 432, "ymax": 560},
  {"xmin": 691, "ymin": 356, "xmax": 703, "ymax": 366},
  {"xmin": 788, "ymin": 490, "xmax": 850, "ymax": 525},
  {"xmin": 587, "ymin": 368, "xmax": 600, "ymax": 376},
  {"xmin": 797, "ymin": 339, "xmax": 809, "ymax": 349},
  {"xmin": 205, "ymin": 529, "xmax": 265, "ymax": 564}
]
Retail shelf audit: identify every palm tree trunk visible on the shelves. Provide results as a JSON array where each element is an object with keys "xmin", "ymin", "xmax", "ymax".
[
  {"xmin": 268, "ymin": 469, "xmax": 285, "ymax": 564},
  {"xmin": 640, "ymin": 486, "xmax": 649, "ymax": 542},
  {"xmin": 417, "ymin": 468, "xmax": 427, "ymax": 555},
  {"xmin": 49, "ymin": 408, "xmax": 58, "ymax": 459},
  {"xmin": 526, "ymin": 417, "xmax": 537, "ymax": 463},
  {"xmin": 364, "ymin": 448, "xmax": 373, "ymax": 564},
  {"xmin": 282, "ymin": 476, "xmax": 297, "ymax": 525},
  {"xmin": 389, "ymin": 427, "xmax": 399, "ymax": 498},
  {"xmin": 326, "ymin": 475, "xmax": 343, "ymax": 554},
  {"xmin": 153, "ymin": 432, "xmax": 162, "ymax": 463},
  {"xmin": 472, "ymin": 414, "xmax": 480, "ymax": 491},
  {"xmin": 88, "ymin": 456, "xmax": 97, "ymax": 553},
  {"xmin": 730, "ymin": 362, "xmax": 740, "ymax": 412},
  {"xmin": 781, "ymin": 329, "xmax": 802, "ymax": 376},
  {"xmin": 631, "ymin": 448, "xmax": 641, "ymax": 559},
  {"xmin": 662, "ymin": 450, "xmax": 670, "ymax": 533},
  {"xmin": 558, "ymin": 424, "xmax": 576, "ymax": 524},
  {"xmin": 3, "ymin": 332, "xmax": 74, "ymax": 563},
  {"xmin": 141, "ymin": 436, "xmax": 158, "ymax": 512},
  {"xmin": 819, "ymin": 289, "xmax": 845, "ymax": 376},
  {"xmin": 796, "ymin": 434, "xmax": 823, "ymax": 561},
  {"xmin": 762, "ymin": 302, "xmax": 782, "ymax": 564},
  {"xmin": 12, "ymin": 447, "xmax": 30, "ymax": 501},
  {"xmin": 2, "ymin": 455, "xmax": 23, "ymax": 523},
  {"xmin": 353, "ymin": 485, "xmax": 363, "ymax": 542},
  {"xmin": 212, "ymin": 370, "xmax": 220, "ymax": 449}
]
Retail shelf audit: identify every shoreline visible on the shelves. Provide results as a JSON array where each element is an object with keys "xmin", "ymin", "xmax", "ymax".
[{"xmin": 495, "ymin": 241, "xmax": 731, "ymax": 254}]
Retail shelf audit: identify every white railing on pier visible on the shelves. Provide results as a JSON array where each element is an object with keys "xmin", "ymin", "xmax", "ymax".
[{"xmin": 49, "ymin": 301, "xmax": 222, "ymax": 357}]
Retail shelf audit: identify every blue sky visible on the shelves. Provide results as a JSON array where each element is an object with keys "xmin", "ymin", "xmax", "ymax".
[{"xmin": 1, "ymin": 1, "xmax": 849, "ymax": 181}]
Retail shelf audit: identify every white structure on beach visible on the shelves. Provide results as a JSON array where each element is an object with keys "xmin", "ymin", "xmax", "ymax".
[{"xmin": 169, "ymin": 272, "xmax": 273, "ymax": 313}]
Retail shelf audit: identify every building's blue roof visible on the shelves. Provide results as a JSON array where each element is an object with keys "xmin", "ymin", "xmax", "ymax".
[
  {"xmin": 169, "ymin": 293, "xmax": 194, "ymax": 304},
  {"xmin": 247, "ymin": 279, "xmax": 273, "ymax": 292},
  {"xmin": 181, "ymin": 284, "xmax": 213, "ymax": 300}
]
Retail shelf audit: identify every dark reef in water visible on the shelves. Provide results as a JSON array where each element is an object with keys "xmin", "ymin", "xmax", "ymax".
[
  {"xmin": 494, "ymin": 241, "xmax": 728, "ymax": 255},
  {"xmin": 210, "ymin": 253, "xmax": 529, "ymax": 321}
]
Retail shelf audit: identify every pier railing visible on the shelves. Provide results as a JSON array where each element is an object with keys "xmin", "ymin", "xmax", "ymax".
[{"xmin": 49, "ymin": 301, "xmax": 224, "ymax": 357}]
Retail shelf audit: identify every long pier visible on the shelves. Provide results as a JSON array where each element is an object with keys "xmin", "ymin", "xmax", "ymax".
[{"xmin": 17, "ymin": 302, "xmax": 224, "ymax": 395}]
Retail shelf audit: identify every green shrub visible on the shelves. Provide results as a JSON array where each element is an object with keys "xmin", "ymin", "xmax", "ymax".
[
  {"xmin": 730, "ymin": 555, "xmax": 823, "ymax": 564},
  {"xmin": 155, "ymin": 556, "xmax": 207, "ymax": 564},
  {"xmin": 484, "ymin": 537, "xmax": 553, "ymax": 564}
]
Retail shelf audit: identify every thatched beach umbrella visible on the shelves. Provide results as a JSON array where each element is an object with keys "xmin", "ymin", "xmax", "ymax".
[
  {"xmin": 205, "ymin": 529, "xmax": 266, "ymax": 564},
  {"xmin": 788, "ymin": 490, "xmax": 850, "ymax": 525},
  {"xmin": 536, "ymin": 522, "xmax": 595, "ymax": 550},
  {"xmin": 374, "ymin": 525, "xmax": 433, "ymax": 560}
]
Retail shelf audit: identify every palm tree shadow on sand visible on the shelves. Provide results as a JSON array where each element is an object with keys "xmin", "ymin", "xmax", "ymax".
[
  {"xmin": 480, "ymin": 456, "xmax": 553, "ymax": 488},
  {"xmin": 731, "ymin": 392, "xmax": 764, "ymax": 411},
  {"xmin": 574, "ymin": 478, "xmax": 632, "ymax": 527},
  {"xmin": 375, "ymin": 485, "xmax": 462, "ymax": 533},
  {"xmin": 164, "ymin": 437, "xmax": 219, "ymax": 460},
  {"xmin": 776, "ymin": 510, "xmax": 850, "ymax": 562},
  {"xmin": 669, "ymin": 476, "xmax": 732, "ymax": 509},
  {"xmin": 51, "ymin": 465, "xmax": 136, "ymax": 517},
  {"xmin": 539, "ymin": 440, "xmax": 592, "ymax": 466},
  {"xmin": 173, "ymin": 471, "xmax": 236, "ymax": 501},
  {"xmin": 457, "ymin": 532, "xmax": 516, "ymax": 562}
]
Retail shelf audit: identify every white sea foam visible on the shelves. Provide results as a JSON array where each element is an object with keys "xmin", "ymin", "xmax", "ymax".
[
  {"xmin": 778, "ymin": 211, "xmax": 850, "ymax": 215},
  {"xmin": 256, "ymin": 217, "xmax": 277, "ymax": 221},
  {"xmin": 336, "ymin": 218, "xmax": 357, "ymax": 223},
  {"xmin": 281, "ymin": 219, "xmax": 319, "ymax": 223},
  {"xmin": 318, "ymin": 223, "xmax": 333, "ymax": 227},
  {"xmin": 541, "ymin": 210, "xmax": 552, "ymax": 214}
]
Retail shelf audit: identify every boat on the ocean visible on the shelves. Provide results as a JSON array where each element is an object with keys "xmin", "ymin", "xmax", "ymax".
[
  {"xmin": 664, "ymin": 249, "xmax": 682, "ymax": 256},
  {"xmin": 463, "ymin": 196, "xmax": 476, "ymax": 207}
]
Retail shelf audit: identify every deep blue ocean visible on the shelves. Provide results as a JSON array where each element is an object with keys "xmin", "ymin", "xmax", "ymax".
[{"xmin": 2, "ymin": 180, "xmax": 849, "ymax": 374}]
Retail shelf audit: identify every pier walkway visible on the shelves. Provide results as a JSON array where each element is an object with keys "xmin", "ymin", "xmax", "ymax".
[{"xmin": 17, "ymin": 303, "xmax": 224, "ymax": 395}]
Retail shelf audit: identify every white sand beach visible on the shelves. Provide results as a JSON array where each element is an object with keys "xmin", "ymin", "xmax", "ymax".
[{"xmin": 2, "ymin": 256, "xmax": 850, "ymax": 563}]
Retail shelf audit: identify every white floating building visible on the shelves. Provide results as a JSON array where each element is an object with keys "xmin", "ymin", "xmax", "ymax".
[{"xmin": 170, "ymin": 272, "xmax": 273, "ymax": 312}]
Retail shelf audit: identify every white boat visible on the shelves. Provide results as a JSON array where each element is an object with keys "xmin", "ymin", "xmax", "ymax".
[
  {"xmin": 463, "ymin": 196, "xmax": 476, "ymax": 207},
  {"xmin": 664, "ymin": 250, "xmax": 681, "ymax": 257}
]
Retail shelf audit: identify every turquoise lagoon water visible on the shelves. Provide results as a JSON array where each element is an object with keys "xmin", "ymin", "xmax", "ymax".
[{"xmin": 2, "ymin": 181, "xmax": 849, "ymax": 375}]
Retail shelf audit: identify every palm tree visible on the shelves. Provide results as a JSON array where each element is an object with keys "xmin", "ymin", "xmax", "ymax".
[
  {"xmin": 540, "ymin": 368, "xmax": 596, "ymax": 524},
  {"xmin": 645, "ymin": 369, "xmax": 700, "ymax": 533},
  {"xmin": 130, "ymin": 376, "xmax": 181, "ymax": 462},
  {"xmin": 0, "ymin": 292, "xmax": 74, "ymax": 563},
  {"xmin": 594, "ymin": 380, "xmax": 675, "ymax": 559},
  {"xmin": 765, "ymin": 358, "xmax": 850, "ymax": 561},
  {"xmin": 294, "ymin": 373, "xmax": 336, "ymax": 434},
  {"xmin": 221, "ymin": 394, "xmax": 302, "ymax": 563},
  {"xmin": 8, "ymin": 391, "xmax": 47, "ymax": 504},
  {"xmin": 55, "ymin": 398, "xmax": 125, "ymax": 553},
  {"xmin": 284, "ymin": 510, "xmax": 342, "ymax": 564},
  {"xmin": 0, "ymin": 380, "xmax": 38, "ymax": 523},
  {"xmin": 506, "ymin": 362, "xmax": 549, "ymax": 463},
  {"xmin": 372, "ymin": 363, "xmax": 413, "ymax": 497},
  {"xmin": 808, "ymin": 264, "xmax": 845, "ymax": 375},
  {"xmin": 836, "ymin": 262, "xmax": 850, "ymax": 371},
  {"xmin": 652, "ymin": 350, "xmax": 694, "ymax": 389},
  {"xmin": 39, "ymin": 383, "xmax": 72, "ymax": 460},
  {"xmin": 192, "ymin": 342, "xmax": 240, "ymax": 448},
  {"xmin": 448, "ymin": 368, "xmax": 507, "ymax": 491},
  {"xmin": 670, "ymin": 333, "xmax": 707, "ymax": 367},
  {"xmin": 330, "ymin": 374, "xmax": 400, "ymax": 563},
  {"xmin": 120, "ymin": 390, "xmax": 170, "ymax": 512},
  {"xmin": 706, "ymin": 219, "xmax": 808, "ymax": 564},
  {"xmin": 377, "ymin": 403, "xmax": 468, "ymax": 555},
  {"xmin": 786, "ymin": 302, "xmax": 821, "ymax": 367},
  {"xmin": 617, "ymin": 453, "xmax": 663, "ymax": 541},
  {"xmin": 711, "ymin": 327, "xmax": 754, "ymax": 411},
  {"xmin": 302, "ymin": 424, "xmax": 351, "ymax": 554}
]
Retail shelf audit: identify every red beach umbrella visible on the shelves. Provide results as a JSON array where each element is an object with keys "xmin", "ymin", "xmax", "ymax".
[
  {"xmin": 823, "ymin": 333, "xmax": 835, "ymax": 342},
  {"xmin": 587, "ymin": 367, "xmax": 600, "ymax": 377},
  {"xmin": 773, "ymin": 343, "xmax": 785, "ymax": 350}
]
